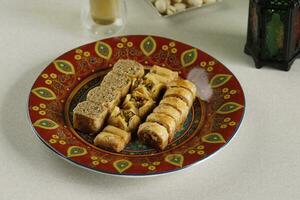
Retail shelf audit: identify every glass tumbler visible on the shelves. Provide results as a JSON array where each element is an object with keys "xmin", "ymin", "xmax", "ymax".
[{"xmin": 81, "ymin": 0, "xmax": 126, "ymax": 36}]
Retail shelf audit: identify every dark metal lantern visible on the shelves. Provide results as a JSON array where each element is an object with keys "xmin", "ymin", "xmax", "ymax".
[{"xmin": 244, "ymin": 0, "xmax": 300, "ymax": 71}]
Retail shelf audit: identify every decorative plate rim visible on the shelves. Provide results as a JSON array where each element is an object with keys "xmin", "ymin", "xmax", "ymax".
[
  {"xmin": 27, "ymin": 34, "xmax": 245, "ymax": 177},
  {"xmin": 27, "ymin": 108, "xmax": 245, "ymax": 178}
]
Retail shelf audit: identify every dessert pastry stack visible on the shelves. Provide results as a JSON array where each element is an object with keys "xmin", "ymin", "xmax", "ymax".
[
  {"xmin": 138, "ymin": 79, "xmax": 196, "ymax": 150},
  {"xmin": 73, "ymin": 59, "xmax": 144, "ymax": 152},
  {"xmin": 95, "ymin": 64, "xmax": 178, "ymax": 152},
  {"xmin": 73, "ymin": 59, "xmax": 197, "ymax": 152}
]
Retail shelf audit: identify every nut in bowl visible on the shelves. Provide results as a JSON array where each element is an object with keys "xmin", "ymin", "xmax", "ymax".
[{"xmin": 148, "ymin": 0, "xmax": 222, "ymax": 17}]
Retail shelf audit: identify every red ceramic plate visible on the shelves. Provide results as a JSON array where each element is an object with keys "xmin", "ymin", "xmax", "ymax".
[{"xmin": 28, "ymin": 35, "xmax": 245, "ymax": 177}]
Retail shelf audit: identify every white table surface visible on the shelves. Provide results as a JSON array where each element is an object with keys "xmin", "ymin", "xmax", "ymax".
[{"xmin": 0, "ymin": 0, "xmax": 299, "ymax": 199}]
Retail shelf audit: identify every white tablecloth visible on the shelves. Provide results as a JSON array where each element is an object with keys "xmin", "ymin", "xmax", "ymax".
[{"xmin": 0, "ymin": 0, "xmax": 299, "ymax": 199}]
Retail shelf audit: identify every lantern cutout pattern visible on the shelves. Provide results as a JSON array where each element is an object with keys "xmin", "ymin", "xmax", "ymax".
[{"xmin": 245, "ymin": 0, "xmax": 300, "ymax": 71}]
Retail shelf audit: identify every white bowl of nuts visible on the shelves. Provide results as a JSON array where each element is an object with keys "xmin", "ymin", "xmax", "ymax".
[{"xmin": 149, "ymin": 0, "xmax": 222, "ymax": 17}]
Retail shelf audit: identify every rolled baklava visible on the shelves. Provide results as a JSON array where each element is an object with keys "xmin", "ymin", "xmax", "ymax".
[
  {"xmin": 94, "ymin": 132, "xmax": 125, "ymax": 152},
  {"xmin": 159, "ymin": 97, "xmax": 189, "ymax": 124},
  {"xmin": 137, "ymin": 122, "xmax": 169, "ymax": 150},
  {"xmin": 153, "ymin": 104, "xmax": 181, "ymax": 125},
  {"xmin": 163, "ymin": 87, "xmax": 194, "ymax": 107},
  {"xmin": 103, "ymin": 125, "xmax": 131, "ymax": 144},
  {"xmin": 146, "ymin": 113, "xmax": 176, "ymax": 142},
  {"xmin": 167, "ymin": 79, "xmax": 197, "ymax": 97}
]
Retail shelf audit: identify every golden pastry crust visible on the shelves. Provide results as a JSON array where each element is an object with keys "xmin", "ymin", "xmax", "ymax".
[
  {"xmin": 138, "ymin": 99, "xmax": 156, "ymax": 119},
  {"xmin": 73, "ymin": 59, "xmax": 198, "ymax": 153},
  {"xmin": 94, "ymin": 132, "xmax": 125, "ymax": 152},
  {"xmin": 153, "ymin": 104, "xmax": 181, "ymax": 125},
  {"xmin": 149, "ymin": 83, "xmax": 165, "ymax": 100},
  {"xmin": 107, "ymin": 107, "xmax": 141, "ymax": 132},
  {"xmin": 100, "ymin": 72, "xmax": 132, "ymax": 98},
  {"xmin": 159, "ymin": 97, "xmax": 188, "ymax": 114},
  {"xmin": 113, "ymin": 59, "xmax": 145, "ymax": 79},
  {"xmin": 146, "ymin": 113, "xmax": 176, "ymax": 142},
  {"xmin": 164, "ymin": 87, "xmax": 194, "ymax": 107},
  {"xmin": 131, "ymin": 76, "xmax": 166, "ymax": 100},
  {"xmin": 130, "ymin": 78, "xmax": 141, "ymax": 92},
  {"xmin": 133, "ymin": 85, "xmax": 152, "ymax": 100},
  {"xmin": 127, "ymin": 115, "xmax": 141, "ymax": 133},
  {"xmin": 137, "ymin": 122, "xmax": 169, "ymax": 150},
  {"xmin": 123, "ymin": 93, "xmax": 156, "ymax": 119},
  {"xmin": 107, "ymin": 107, "xmax": 128, "ymax": 131},
  {"xmin": 150, "ymin": 65, "xmax": 179, "ymax": 80},
  {"xmin": 103, "ymin": 125, "xmax": 131, "ymax": 144},
  {"xmin": 167, "ymin": 79, "xmax": 197, "ymax": 97},
  {"xmin": 122, "ymin": 94, "xmax": 138, "ymax": 110},
  {"xmin": 159, "ymin": 97, "xmax": 190, "ymax": 125},
  {"xmin": 73, "ymin": 101, "xmax": 108, "ymax": 134},
  {"xmin": 144, "ymin": 73, "xmax": 170, "ymax": 85},
  {"xmin": 86, "ymin": 86, "xmax": 121, "ymax": 111}
]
